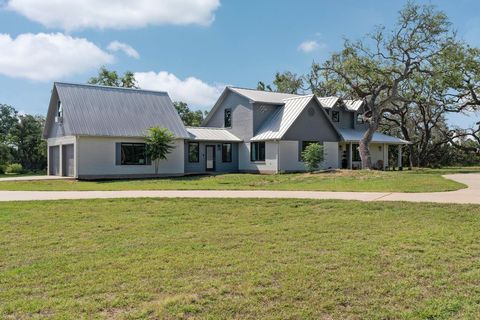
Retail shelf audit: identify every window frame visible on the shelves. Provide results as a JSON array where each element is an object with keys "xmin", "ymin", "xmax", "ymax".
[
  {"xmin": 57, "ymin": 100, "xmax": 63, "ymax": 118},
  {"xmin": 188, "ymin": 142, "xmax": 200, "ymax": 163},
  {"xmin": 356, "ymin": 113, "xmax": 364, "ymax": 124},
  {"xmin": 299, "ymin": 141, "xmax": 319, "ymax": 161},
  {"xmin": 222, "ymin": 143, "xmax": 232, "ymax": 163},
  {"xmin": 250, "ymin": 142, "xmax": 266, "ymax": 162},
  {"xmin": 120, "ymin": 143, "xmax": 148, "ymax": 166},
  {"xmin": 331, "ymin": 110, "xmax": 340, "ymax": 122},
  {"xmin": 224, "ymin": 108, "xmax": 232, "ymax": 128}
]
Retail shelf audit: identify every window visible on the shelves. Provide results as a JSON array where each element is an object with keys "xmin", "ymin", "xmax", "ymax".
[
  {"xmin": 356, "ymin": 113, "xmax": 364, "ymax": 124},
  {"xmin": 332, "ymin": 110, "xmax": 340, "ymax": 122},
  {"xmin": 222, "ymin": 143, "xmax": 232, "ymax": 162},
  {"xmin": 188, "ymin": 142, "xmax": 199, "ymax": 162},
  {"xmin": 250, "ymin": 142, "xmax": 265, "ymax": 162},
  {"xmin": 352, "ymin": 144, "xmax": 361, "ymax": 161},
  {"xmin": 57, "ymin": 100, "xmax": 63, "ymax": 117},
  {"xmin": 300, "ymin": 141, "xmax": 319, "ymax": 161},
  {"xmin": 121, "ymin": 143, "xmax": 147, "ymax": 165},
  {"xmin": 224, "ymin": 108, "xmax": 232, "ymax": 127}
]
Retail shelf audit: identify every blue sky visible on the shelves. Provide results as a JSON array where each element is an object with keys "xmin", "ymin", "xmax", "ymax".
[{"xmin": 0, "ymin": 0, "xmax": 479, "ymax": 128}]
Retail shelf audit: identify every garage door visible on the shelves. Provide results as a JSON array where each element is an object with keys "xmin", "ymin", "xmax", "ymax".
[
  {"xmin": 62, "ymin": 144, "xmax": 74, "ymax": 177},
  {"xmin": 49, "ymin": 146, "xmax": 60, "ymax": 176}
]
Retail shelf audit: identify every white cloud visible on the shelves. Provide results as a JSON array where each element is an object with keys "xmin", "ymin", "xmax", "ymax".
[
  {"xmin": 5, "ymin": 0, "xmax": 221, "ymax": 31},
  {"xmin": 135, "ymin": 71, "xmax": 223, "ymax": 107},
  {"xmin": 0, "ymin": 33, "xmax": 114, "ymax": 81},
  {"xmin": 298, "ymin": 40, "xmax": 320, "ymax": 53},
  {"xmin": 107, "ymin": 41, "xmax": 140, "ymax": 59}
]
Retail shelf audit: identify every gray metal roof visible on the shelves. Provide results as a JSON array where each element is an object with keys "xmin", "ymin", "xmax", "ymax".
[
  {"xmin": 46, "ymin": 82, "xmax": 189, "ymax": 138},
  {"xmin": 251, "ymin": 95, "xmax": 315, "ymax": 141},
  {"xmin": 229, "ymin": 87, "xmax": 301, "ymax": 104},
  {"xmin": 317, "ymin": 96, "xmax": 339, "ymax": 108},
  {"xmin": 339, "ymin": 128, "xmax": 410, "ymax": 144},
  {"xmin": 186, "ymin": 127, "xmax": 242, "ymax": 141},
  {"xmin": 344, "ymin": 100, "xmax": 364, "ymax": 111}
]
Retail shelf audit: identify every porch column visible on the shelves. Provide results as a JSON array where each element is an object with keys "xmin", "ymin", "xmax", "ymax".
[
  {"xmin": 383, "ymin": 143, "xmax": 387, "ymax": 170},
  {"xmin": 397, "ymin": 145, "xmax": 402, "ymax": 169},
  {"xmin": 348, "ymin": 143, "xmax": 353, "ymax": 169}
]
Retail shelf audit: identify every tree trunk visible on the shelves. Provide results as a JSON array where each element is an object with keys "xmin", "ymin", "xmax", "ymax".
[
  {"xmin": 359, "ymin": 122, "xmax": 378, "ymax": 169},
  {"xmin": 154, "ymin": 159, "xmax": 159, "ymax": 175}
]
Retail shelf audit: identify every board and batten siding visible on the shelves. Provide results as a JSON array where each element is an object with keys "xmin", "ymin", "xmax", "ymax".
[
  {"xmin": 76, "ymin": 136, "xmax": 184, "ymax": 178},
  {"xmin": 278, "ymin": 141, "xmax": 339, "ymax": 172}
]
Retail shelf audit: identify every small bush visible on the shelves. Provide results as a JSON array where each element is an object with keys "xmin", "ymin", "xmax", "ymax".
[
  {"xmin": 6, "ymin": 163, "xmax": 24, "ymax": 174},
  {"xmin": 302, "ymin": 143, "xmax": 325, "ymax": 172}
]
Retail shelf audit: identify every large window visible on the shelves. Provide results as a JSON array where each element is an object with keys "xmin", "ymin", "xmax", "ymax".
[
  {"xmin": 352, "ymin": 144, "xmax": 361, "ymax": 161},
  {"xmin": 188, "ymin": 142, "xmax": 199, "ymax": 162},
  {"xmin": 121, "ymin": 143, "xmax": 147, "ymax": 165},
  {"xmin": 332, "ymin": 110, "xmax": 340, "ymax": 122},
  {"xmin": 224, "ymin": 108, "xmax": 232, "ymax": 127},
  {"xmin": 300, "ymin": 141, "xmax": 319, "ymax": 161},
  {"xmin": 222, "ymin": 143, "xmax": 232, "ymax": 162},
  {"xmin": 250, "ymin": 142, "xmax": 265, "ymax": 162}
]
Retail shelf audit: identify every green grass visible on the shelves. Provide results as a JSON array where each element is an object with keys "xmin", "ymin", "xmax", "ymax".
[
  {"xmin": 1, "ymin": 198, "xmax": 480, "ymax": 319},
  {"xmin": 1, "ymin": 167, "xmax": 479, "ymax": 192},
  {"xmin": 0, "ymin": 171, "xmax": 46, "ymax": 179}
]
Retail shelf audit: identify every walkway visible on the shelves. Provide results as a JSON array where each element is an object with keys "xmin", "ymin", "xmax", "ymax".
[{"xmin": 0, "ymin": 174, "xmax": 478, "ymax": 204}]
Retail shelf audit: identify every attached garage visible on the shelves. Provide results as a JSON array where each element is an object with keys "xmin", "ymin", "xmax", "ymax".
[
  {"xmin": 49, "ymin": 146, "xmax": 60, "ymax": 176},
  {"xmin": 62, "ymin": 144, "xmax": 74, "ymax": 177}
]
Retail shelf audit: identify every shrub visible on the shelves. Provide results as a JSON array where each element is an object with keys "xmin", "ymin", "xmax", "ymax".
[
  {"xmin": 0, "ymin": 164, "xmax": 5, "ymax": 174},
  {"xmin": 6, "ymin": 163, "xmax": 24, "ymax": 174},
  {"xmin": 302, "ymin": 143, "xmax": 325, "ymax": 172}
]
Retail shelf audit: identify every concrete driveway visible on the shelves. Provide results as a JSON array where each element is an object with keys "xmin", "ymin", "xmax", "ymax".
[{"xmin": 0, "ymin": 173, "xmax": 478, "ymax": 204}]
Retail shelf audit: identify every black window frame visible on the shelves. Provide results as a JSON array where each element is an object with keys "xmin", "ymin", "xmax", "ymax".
[
  {"xmin": 250, "ymin": 142, "xmax": 266, "ymax": 162},
  {"xmin": 57, "ymin": 100, "xmax": 63, "ymax": 117},
  {"xmin": 120, "ymin": 143, "xmax": 148, "ymax": 165},
  {"xmin": 188, "ymin": 142, "xmax": 200, "ymax": 163},
  {"xmin": 222, "ymin": 143, "xmax": 232, "ymax": 163},
  {"xmin": 300, "ymin": 141, "xmax": 319, "ymax": 161},
  {"xmin": 224, "ymin": 108, "xmax": 232, "ymax": 128},
  {"xmin": 332, "ymin": 110, "xmax": 340, "ymax": 122},
  {"xmin": 352, "ymin": 144, "xmax": 361, "ymax": 161}
]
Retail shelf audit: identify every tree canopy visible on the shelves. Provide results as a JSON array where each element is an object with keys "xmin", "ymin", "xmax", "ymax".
[{"xmin": 88, "ymin": 67, "xmax": 138, "ymax": 88}]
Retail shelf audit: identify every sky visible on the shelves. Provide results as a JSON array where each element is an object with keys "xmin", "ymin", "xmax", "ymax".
[{"xmin": 0, "ymin": 0, "xmax": 479, "ymax": 128}]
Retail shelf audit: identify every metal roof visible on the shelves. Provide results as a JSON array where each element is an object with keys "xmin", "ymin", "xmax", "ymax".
[
  {"xmin": 344, "ymin": 100, "xmax": 364, "ymax": 111},
  {"xmin": 46, "ymin": 82, "xmax": 189, "ymax": 138},
  {"xmin": 317, "ymin": 96, "xmax": 339, "ymax": 108},
  {"xmin": 251, "ymin": 95, "xmax": 316, "ymax": 141},
  {"xmin": 186, "ymin": 127, "xmax": 242, "ymax": 141},
  {"xmin": 339, "ymin": 128, "xmax": 410, "ymax": 144},
  {"xmin": 229, "ymin": 87, "xmax": 301, "ymax": 104}
]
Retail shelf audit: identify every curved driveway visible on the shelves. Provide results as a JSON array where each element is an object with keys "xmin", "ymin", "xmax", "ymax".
[{"xmin": 0, "ymin": 174, "xmax": 478, "ymax": 204}]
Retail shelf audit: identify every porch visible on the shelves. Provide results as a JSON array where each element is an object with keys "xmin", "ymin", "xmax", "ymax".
[{"xmin": 339, "ymin": 142, "xmax": 404, "ymax": 170}]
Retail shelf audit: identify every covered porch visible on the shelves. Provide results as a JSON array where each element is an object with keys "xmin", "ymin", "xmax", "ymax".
[{"xmin": 338, "ymin": 129, "xmax": 410, "ymax": 170}]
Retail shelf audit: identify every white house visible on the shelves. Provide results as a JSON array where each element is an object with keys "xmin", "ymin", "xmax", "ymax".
[{"xmin": 43, "ymin": 83, "xmax": 408, "ymax": 179}]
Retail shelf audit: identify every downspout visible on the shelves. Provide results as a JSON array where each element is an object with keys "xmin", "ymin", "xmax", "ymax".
[{"xmin": 276, "ymin": 139, "xmax": 280, "ymax": 174}]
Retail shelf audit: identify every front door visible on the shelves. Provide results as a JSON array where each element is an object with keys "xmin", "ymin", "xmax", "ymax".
[{"xmin": 205, "ymin": 145, "xmax": 215, "ymax": 171}]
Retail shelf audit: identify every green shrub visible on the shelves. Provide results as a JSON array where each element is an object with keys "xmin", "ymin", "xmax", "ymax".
[
  {"xmin": 6, "ymin": 163, "xmax": 24, "ymax": 174},
  {"xmin": 301, "ymin": 143, "xmax": 325, "ymax": 172},
  {"xmin": 0, "ymin": 164, "xmax": 5, "ymax": 174}
]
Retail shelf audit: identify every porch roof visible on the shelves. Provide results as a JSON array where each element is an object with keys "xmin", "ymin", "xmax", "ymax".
[
  {"xmin": 339, "ymin": 128, "xmax": 410, "ymax": 144},
  {"xmin": 186, "ymin": 127, "xmax": 242, "ymax": 142}
]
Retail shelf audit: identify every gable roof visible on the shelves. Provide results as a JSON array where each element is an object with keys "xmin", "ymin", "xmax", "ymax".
[
  {"xmin": 317, "ymin": 97, "xmax": 340, "ymax": 108},
  {"xmin": 43, "ymin": 82, "xmax": 189, "ymax": 139},
  {"xmin": 344, "ymin": 100, "xmax": 364, "ymax": 111},
  {"xmin": 186, "ymin": 127, "xmax": 242, "ymax": 141},
  {"xmin": 251, "ymin": 95, "xmax": 341, "ymax": 141}
]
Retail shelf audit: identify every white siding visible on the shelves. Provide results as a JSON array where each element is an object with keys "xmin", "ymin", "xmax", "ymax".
[
  {"xmin": 77, "ymin": 136, "xmax": 184, "ymax": 178},
  {"xmin": 238, "ymin": 142, "xmax": 278, "ymax": 173}
]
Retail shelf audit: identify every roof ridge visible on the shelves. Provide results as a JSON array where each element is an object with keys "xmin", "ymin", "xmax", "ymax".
[
  {"xmin": 282, "ymin": 94, "xmax": 314, "ymax": 101},
  {"xmin": 186, "ymin": 126, "xmax": 230, "ymax": 130},
  {"xmin": 54, "ymin": 82, "xmax": 168, "ymax": 95},
  {"xmin": 229, "ymin": 86, "xmax": 303, "ymax": 96}
]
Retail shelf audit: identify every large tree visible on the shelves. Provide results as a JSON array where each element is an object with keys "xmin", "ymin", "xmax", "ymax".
[
  {"xmin": 9, "ymin": 115, "xmax": 47, "ymax": 170},
  {"xmin": 88, "ymin": 67, "xmax": 138, "ymax": 88},
  {"xmin": 319, "ymin": 3, "xmax": 454, "ymax": 169},
  {"xmin": 257, "ymin": 71, "xmax": 304, "ymax": 94},
  {"xmin": 173, "ymin": 101, "xmax": 205, "ymax": 127}
]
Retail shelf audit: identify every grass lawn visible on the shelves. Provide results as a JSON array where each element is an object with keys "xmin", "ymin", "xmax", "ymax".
[
  {"xmin": 1, "ymin": 167, "xmax": 479, "ymax": 192},
  {"xmin": 1, "ymin": 198, "xmax": 480, "ymax": 319}
]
